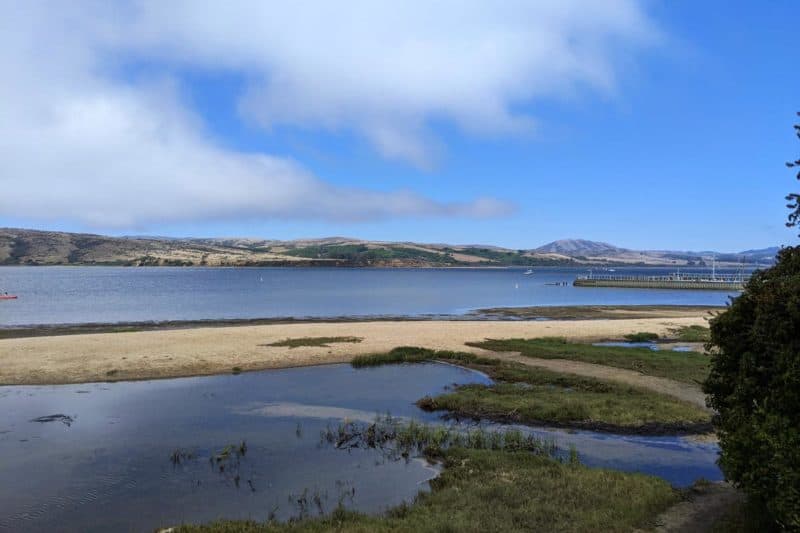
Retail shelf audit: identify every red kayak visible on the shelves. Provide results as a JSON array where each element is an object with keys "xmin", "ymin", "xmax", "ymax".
[{"xmin": 0, "ymin": 295, "xmax": 17, "ymax": 300}]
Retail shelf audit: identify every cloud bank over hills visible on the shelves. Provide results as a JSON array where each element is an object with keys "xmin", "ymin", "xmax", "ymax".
[{"xmin": 0, "ymin": 1, "xmax": 655, "ymax": 229}]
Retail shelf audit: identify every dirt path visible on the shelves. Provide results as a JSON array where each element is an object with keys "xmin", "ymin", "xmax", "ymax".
[
  {"xmin": 651, "ymin": 483, "xmax": 743, "ymax": 532},
  {"xmin": 486, "ymin": 352, "xmax": 709, "ymax": 409},
  {"xmin": 0, "ymin": 316, "xmax": 709, "ymax": 389}
]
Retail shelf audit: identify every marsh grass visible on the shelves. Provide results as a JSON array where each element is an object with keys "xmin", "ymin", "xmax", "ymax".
[
  {"xmin": 173, "ymin": 447, "xmax": 679, "ymax": 532},
  {"xmin": 264, "ymin": 337, "xmax": 363, "ymax": 348},
  {"xmin": 170, "ymin": 448, "xmax": 195, "ymax": 465},
  {"xmin": 319, "ymin": 415, "xmax": 558, "ymax": 460},
  {"xmin": 419, "ymin": 383, "xmax": 710, "ymax": 433},
  {"xmin": 624, "ymin": 331, "xmax": 660, "ymax": 342},
  {"xmin": 669, "ymin": 325, "xmax": 711, "ymax": 343},
  {"xmin": 351, "ymin": 347, "xmax": 494, "ymax": 368},
  {"xmin": 168, "ymin": 440, "xmax": 252, "ymax": 489},
  {"xmin": 212, "ymin": 441, "xmax": 247, "ymax": 463},
  {"xmin": 351, "ymin": 347, "xmax": 711, "ymax": 434},
  {"xmin": 469, "ymin": 337, "xmax": 710, "ymax": 384}
]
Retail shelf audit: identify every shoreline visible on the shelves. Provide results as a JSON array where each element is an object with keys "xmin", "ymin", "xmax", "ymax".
[
  {"xmin": 0, "ymin": 313, "xmax": 711, "ymax": 387},
  {"xmin": 0, "ymin": 304, "xmax": 723, "ymax": 339}
]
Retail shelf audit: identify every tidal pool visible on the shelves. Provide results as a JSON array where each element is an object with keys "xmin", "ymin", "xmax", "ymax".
[
  {"xmin": 593, "ymin": 341, "xmax": 695, "ymax": 352},
  {"xmin": 0, "ymin": 363, "xmax": 720, "ymax": 532}
]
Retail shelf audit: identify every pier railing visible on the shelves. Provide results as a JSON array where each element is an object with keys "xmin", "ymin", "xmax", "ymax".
[
  {"xmin": 577, "ymin": 273, "xmax": 746, "ymax": 283},
  {"xmin": 574, "ymin": 272, "xmax": 748, "ymax": 291}
]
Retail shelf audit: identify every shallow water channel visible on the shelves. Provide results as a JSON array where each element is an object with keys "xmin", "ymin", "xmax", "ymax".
[
  {"xmin": 0, "ymin": 363, "xmax": 721, "ymax": 532},
  {"xmin": 593, "ymin": 341, "xmax": 695, "ymax": 352}
]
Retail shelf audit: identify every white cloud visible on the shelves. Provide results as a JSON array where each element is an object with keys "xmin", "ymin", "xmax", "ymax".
[
  {"xmin": 121, "ymin": 1, "xmax": 656, "ymax": 164},
  {"xmin": 0, "ymin": 1, "xmax": 656, "ymax": 229}
]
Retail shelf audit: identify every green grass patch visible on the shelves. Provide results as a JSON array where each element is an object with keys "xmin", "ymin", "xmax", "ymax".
[
  {"xmin": 624, "ymin": 331, "xmax": 659, "ymax": 342},
  {"xmin": 418, "ymin": 382, "xmax": 709, "ymax": 433},
  {"xmin": 351, "ymin": 347, "xmax": 495, "ymax": 368},
  {"xmin": 173, "ymin": 447, "xmax": 679, "ymax": 533},
  {"xmin": 352, "ymin": 348, "xmax": 711, "ymax": 434},
  {"xmin": 669, "ymin": 325, "xmax": 711, "ymax": 343},
  {"xmin": 264, "ymin": 336, "xmax": 363, "ymax": 348},
  {"xmin": 469, "ymin": 337, "xmax": 710, "ymax": 384}
]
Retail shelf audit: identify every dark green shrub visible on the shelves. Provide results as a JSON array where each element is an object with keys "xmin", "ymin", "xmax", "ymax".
[
  {"xmin": 704, "ymin": 246, "xmax": 800, "ymax": 529},
  {"xmin": 624, "ymin": 332, "xmax": 659, "ymax": 342}
]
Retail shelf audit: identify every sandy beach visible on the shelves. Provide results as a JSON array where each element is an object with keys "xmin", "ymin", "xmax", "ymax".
[{"xmin": 0, "ymin": 315, "xmax": 708, "ymax": 386}]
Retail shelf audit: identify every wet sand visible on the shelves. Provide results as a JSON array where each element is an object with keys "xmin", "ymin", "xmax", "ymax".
[
  {"xmin": 472, "ymin": 305, "xmax": 722, "ymax": 320},
  {"xmin": 0, "ymin": 316, "xmax": 708, "ymax": 386},
  {"xmin": 0, "ymin": 305, "xmax": 724, "ymax": 340}
]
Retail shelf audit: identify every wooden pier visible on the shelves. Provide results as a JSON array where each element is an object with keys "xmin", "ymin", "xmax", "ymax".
[{"xmin": 573, "ymin": 273, "xmax": 746, "ymax": 291}]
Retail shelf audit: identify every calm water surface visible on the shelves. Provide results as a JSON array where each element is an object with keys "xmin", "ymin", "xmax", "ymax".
[
  {"xmin": 0, "ymin": 266, "xmax": 741, "ymax": 326},
  {"xmin": 0, "ymin": 363, "xmax": 720, "ymax": 532},
  {"xmin": 0, "ymin": 267, "xmax": 726, "ymax": 531}
]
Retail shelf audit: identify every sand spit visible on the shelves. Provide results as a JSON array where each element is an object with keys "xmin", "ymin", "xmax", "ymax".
[{"xmin": 0, "ymin": 316, "xmax": 708, "ymax": 387}]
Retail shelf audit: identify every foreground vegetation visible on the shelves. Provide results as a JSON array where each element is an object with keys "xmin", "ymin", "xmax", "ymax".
[
  {"xmin": 705, "ymin": 245, "xmax": 800, "ymax": 529},
  {"xmin": 701, "ymin": 117, "xmax": 800, "ymax": 530},
  {"xmin": 174, "ymin": 447, "xmax": 679, "ymax": 533},
  {"xmin": 353, "ymin": 347, "xmax": 711, "ymax": 434},
  {"xmin": 469, "ymin": 337, "xmax": 710, "ymax": 384}
]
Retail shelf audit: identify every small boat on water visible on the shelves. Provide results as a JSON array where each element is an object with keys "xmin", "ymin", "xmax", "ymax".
[
  {"xmin": 523, "ymin": 269, "xmax": 534, "ymax": 275},
  {"xmin": 0, "ymin": 294, "xmax": 17, "ymax": 300}
]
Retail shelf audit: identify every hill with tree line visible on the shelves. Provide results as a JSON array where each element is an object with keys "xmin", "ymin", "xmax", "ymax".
[{"xmin": 0, "ymin": 228, "xmax": 779, "ymax": 268}]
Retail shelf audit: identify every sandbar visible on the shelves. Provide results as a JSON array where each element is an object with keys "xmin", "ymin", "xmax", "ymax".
[{"xmin": 0, "ymin": 315, "xmax": 708, "ymax": 386}]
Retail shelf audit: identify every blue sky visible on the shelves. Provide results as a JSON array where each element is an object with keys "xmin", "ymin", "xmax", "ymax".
[{"xmin": 1, "ymin": 1, "xmax": 797, "ymax": 251}]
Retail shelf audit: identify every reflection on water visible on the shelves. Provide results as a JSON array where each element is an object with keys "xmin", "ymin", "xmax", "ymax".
[
  {"xmin": 527, "ymin": 427, "xmax": 720, "ymax": 487},
  {"xmin": 233, "ymin": 402, "xmax": 388, "ymax": 423},
  {"xmin": 0, "ymin": 363, "xmax": 720, "ymax": 532}
]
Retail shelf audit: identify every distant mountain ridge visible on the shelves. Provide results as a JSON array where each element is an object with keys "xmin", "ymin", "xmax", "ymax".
[
  {"xmin": 0, "ymin": 228, "xmax": 780, "ymax": 267},
  {"xmin": 535, "ymin": 238, "xmax": 779, "ymax": 265},
  {"xmin": 534, "ymin": 239, "xmax": 625, "ymax": 256}
]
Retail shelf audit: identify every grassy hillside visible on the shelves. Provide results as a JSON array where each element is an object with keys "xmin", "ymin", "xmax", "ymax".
[
  {"xmin": 0, "ymin": 227, "xmax": 770, "ymax": 267},
  {"xmin": 0, "ymin": 228, "xmax": 569, "ymax": 267}
]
